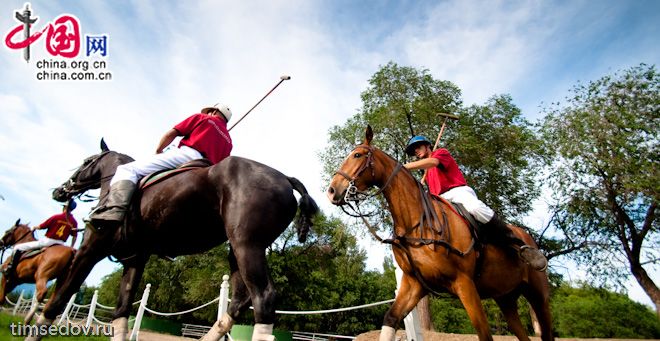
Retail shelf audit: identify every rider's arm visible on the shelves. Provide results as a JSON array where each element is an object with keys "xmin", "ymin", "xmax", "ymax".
[
  {"xmin": 156, "ymin": 129, "xmax": 180, "ymax": 154},
  {"xmin": 70, "ymin": 230, "xmax": 77, "ymax": 248},
  {"xmin": 404, "ymin": 157, "xmax": 440, "ymax": 170}
]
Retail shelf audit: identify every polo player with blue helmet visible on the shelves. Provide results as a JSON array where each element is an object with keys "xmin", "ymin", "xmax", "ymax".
[{"xmin": 403, "ymin": 135, "xmax": 547, "ymax": 271}]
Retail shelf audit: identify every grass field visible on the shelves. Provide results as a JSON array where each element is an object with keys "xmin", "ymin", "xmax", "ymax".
[{"xmin": 0, "ymin": 312, "xmax": 109, "ymax": 340}]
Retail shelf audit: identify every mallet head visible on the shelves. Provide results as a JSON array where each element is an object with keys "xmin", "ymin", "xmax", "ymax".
[{"xmin": 280, "ymin": 75, "xmax": 291, "ymax": 80}]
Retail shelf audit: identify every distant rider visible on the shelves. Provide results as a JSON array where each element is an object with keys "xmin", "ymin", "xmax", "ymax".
[{"xmin": 4, "ymin": 199, "xmax": 78, "ymax": 278}]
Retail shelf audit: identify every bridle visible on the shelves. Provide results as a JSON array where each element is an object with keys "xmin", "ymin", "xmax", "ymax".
[
  {"xmin": 58, "ymin": 151, "xmax": 113, "ymax": 201},
  {"xmin": 333, "ymin": 144, "xmax": 403, "ymax": 205},
  {"xmin": 0, "ymin": 225, "xmax": 34, "ymax": 257}
]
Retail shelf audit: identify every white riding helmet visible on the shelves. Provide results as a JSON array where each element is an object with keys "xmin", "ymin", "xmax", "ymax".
[{"xmin": 201, "ymin": 104, "xmax": 232, "ymax": 122}]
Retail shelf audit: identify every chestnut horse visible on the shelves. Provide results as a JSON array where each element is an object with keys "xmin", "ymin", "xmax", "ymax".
[
  {"xmin": 327, "ymin": 126, "xmax": 553, "ymax": 341},
  {"xmin": 33, "ymin": 140, "xmax": 318, "ymax": 341},
  {"xmin": 0, "ymin": 219, "xmax": 74, "ymax": 324}
]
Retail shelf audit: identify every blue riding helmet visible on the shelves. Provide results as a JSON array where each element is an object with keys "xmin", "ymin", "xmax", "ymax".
[
  {"xmin": 64, "ymin": 199, "xmax": 77, "ymax": 211},
  {"xmin": 405, "ymin": 135, "xmax": 432, "ymax": 156}
]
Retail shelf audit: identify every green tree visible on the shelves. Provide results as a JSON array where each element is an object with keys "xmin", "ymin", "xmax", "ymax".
[
  {"xmin": 552, "ymin": 283, "xmax": 660, "ymax": 337},
  {"xmin": 267, "ymin": 213, "xmax": 396, "ymax": 334},
  {"xmin": 541, "ymin": 63, "xmax": 660, "ymax": 315}
]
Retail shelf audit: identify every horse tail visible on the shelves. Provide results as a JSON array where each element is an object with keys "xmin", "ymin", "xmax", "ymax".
[{"xmin": 288, "ymin": 177, "xmax": 319, "ymax": 243}]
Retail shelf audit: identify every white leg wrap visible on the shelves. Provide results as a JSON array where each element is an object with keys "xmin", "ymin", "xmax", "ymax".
[
  {"xmin": 24, "ymin": 315, "xmax": 53, "ymax": 341},
  {"xmin": 111, "ymin": 317, "xmax": 128, "ymax": 341},
  {"xmin": 252, "ymin": 323, "xmax": 275, "ymax": 341},
  {"xmin": 379, "ymin": 326, "xmax": 396, "ymax": 341},
  {"xmin": 201, "ymin": 313, "xmax": 235, "ymax": 341}
]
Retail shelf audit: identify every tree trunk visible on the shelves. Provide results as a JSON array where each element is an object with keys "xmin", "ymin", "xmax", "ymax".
[
  {"xmin": 630, "ymin": 264, "xmax": 660, "ymax": 318},
  {"xmin": 416, "ymin": 295, "xmax": 435, "ymax": 331}
]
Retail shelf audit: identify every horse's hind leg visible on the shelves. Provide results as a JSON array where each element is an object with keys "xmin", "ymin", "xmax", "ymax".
[
  {"xmin": 201, "ymin": 247, "xmax": 250, "ymax": 341},
  {"xmin": 234, "ymin": 243, "xmax": 277, "ymax": 341},
  {"xmin": 522, "ymin": 274, "xmax": 554, "ymax": 341},
  {"xmin": 494, "ymin": 294, "xmax": 530, "ymax": 341},
  {"xmin": 380, "ymin": 274, "xmax": 425, "ymax": 341}
]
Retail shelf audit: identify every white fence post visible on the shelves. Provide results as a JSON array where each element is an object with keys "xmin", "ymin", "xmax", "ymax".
[
  {"xmin": 58, "ymin": 294, "xmax": 77, "ymax": 325},
  {"xmin": 218, "ymin": 274, "xmax": 230, "ymax": 321},
  {"xmin": 86, "ymin": 290, "xmax": 99, "ymax": 328},
  {"xmin": 218, "ymin": 275, "xmax": 230, "ymax": 341},
  {"xmin": 393, "ymin": 254, "xmax": 424, "ymax": 341},
  {"xmin": 130, "ymin": 283, "xmax": 151, "ymax": 341},
  {"xmin": 12, "ymin": 289, "xmax": 24, "ymax": 315}
]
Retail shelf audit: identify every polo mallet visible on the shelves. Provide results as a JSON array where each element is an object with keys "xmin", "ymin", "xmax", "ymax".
[
  {"xmin": 421, "ymin": 112, "xmax": 459, "ymax": 184},
  {"xmin": 432, "ymin": 112, "xmax": 459, "ymax": 150},
  {"xmin": 228, "ymin": 75, "xmax": 291, "ymax": 131}
]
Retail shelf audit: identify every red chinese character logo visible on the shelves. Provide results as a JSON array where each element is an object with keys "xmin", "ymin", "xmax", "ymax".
[{"xmin": 45, "ymin": 15, "xmax": 80, "ymax": 58}]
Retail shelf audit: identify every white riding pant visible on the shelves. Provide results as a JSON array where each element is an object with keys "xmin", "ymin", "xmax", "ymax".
[
  {"xmin": 111, "ymin": 145, "xmax": 203, "ymax": 185},
  {"xmin": 440, "ymin": 185, "xmax": 495, "ymax": 223},
  {"xmin": 14, "ymin": 237, "xmax": 65, "ymax": 253}
]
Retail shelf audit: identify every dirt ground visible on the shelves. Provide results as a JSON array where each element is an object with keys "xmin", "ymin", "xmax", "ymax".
[
  {"xmin": 355, "ymin": 330, "xmax": 659, "ymax": 341},
  {"xmin": 136, "ymin": 329, "xmax": 660, "ymax": 341}
]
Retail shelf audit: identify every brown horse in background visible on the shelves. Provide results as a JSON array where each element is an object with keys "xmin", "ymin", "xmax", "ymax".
[
  {"xmin": 0, "ymin": 219, "xmax": 74, "ymax": 324},
  {"xmin": 327, "ymin": 126, "xmax": 553, "ymax": 341}
]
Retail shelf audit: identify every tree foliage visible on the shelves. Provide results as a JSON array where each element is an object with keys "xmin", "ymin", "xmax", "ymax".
[{"xmin": 541, "ymin": 63, "xmax": 659, "ymax": 312}]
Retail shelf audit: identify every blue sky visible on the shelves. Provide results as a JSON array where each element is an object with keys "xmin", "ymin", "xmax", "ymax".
[{"xmin": 0, "ymin": 0, "xmax": 658, "ymax": 307}]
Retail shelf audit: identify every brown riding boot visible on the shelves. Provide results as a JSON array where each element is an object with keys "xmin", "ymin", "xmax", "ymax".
[
  {"xmin": 483, "ymin": 214, "xmax": 548, "ymax": 271},
  {"xmin": 90, "ymin": 180, "xmax": 136, "ymax": 230}
]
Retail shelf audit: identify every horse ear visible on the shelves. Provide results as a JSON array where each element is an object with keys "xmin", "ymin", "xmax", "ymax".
[
  {"xmin": 100, "ymin": 138, "xmax": 109, "ymax": 152},
  {"xmin": 364, "ymin": 125, "xmax": 373, "ymax": 145},
  {"xmin": 14, "ymin": 218, "xmax": 20, "ymax": 226}
]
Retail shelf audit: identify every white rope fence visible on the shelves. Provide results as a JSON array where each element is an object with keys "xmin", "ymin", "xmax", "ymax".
[{"xmin": 3, "ymin": 269, "xmax": 418, "ymax": 341}]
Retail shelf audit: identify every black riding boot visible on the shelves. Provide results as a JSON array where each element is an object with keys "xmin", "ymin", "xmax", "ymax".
[
  {"xmin": 4, "ymin": 250, "xmax": 23, "ymax": 278},
  {"xmin": 483, "ymin": 214, "xmax": 548, "ymax": 271},
  {"xmin": 90, "ymin": 180, "xmax": 136, "ymax": 230}
]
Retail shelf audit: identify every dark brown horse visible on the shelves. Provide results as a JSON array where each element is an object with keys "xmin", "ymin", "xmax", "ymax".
[
  {"xmin": 327, "ymin": 126, "xmax": 553, "ymax": 341},
  {"xmin": 0, "ymin": 219, "xmax": 75, "ymax": 324},
  {"xmin": 30, "ymin": 139, "xmax": 318, "ymax": 341}
]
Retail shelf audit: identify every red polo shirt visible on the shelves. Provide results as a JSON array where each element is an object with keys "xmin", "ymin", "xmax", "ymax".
[
  {"xmin": 174, "ymin": 113, "xmax": 233, "ymax": 164},
  {"xmin": 426, "ymin": 148, "xmax": 468, "ymax": 196},
  {"xmin": 40, "ymin": 212, "xmax": 77, "ymax": 241}
]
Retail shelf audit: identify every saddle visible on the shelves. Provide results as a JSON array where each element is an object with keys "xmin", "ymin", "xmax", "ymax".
[
  {"xmin": 139, "ymin": 158, "xmax": 212, "ymax": 190},
  {"xmin": 429, "ymin": 195, "xmax": 481, "ymax": 241}
]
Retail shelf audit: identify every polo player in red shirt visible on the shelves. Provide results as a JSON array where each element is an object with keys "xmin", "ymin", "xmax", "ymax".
[
  {"xmin": 90, "ymin": 105, "xmax": 234, "ymax": 230},
  {"xmin": 403, "ymin": 135, "xmax": 547, "ymax": 271}
]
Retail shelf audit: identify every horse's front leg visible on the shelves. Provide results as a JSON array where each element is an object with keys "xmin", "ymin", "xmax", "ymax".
[
  {"xmin": 380, "ymin": 274, "xmax": 425, "ymax": 341},
  {"xmin": 452, "ymin": 274, "xmax": 492, "ymax": 341},
  {"xmin": 28, "ymin": 236, "xmax": 109, "ymax": 341},
  {"xmin": 111, "ymin": 256, "xmax": 147, "ymax": 341},
  {"xmin": 24, "ymin": 270, "xmax": 49, "ymax": 325}
]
